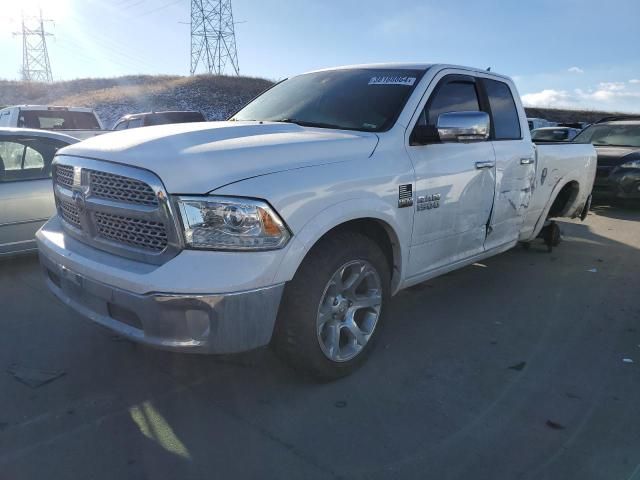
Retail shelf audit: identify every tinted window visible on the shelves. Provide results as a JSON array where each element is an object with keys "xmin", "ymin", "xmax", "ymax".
[
  {"xmin": 146, "ymin": 112, "xmax": 205, "ymax": 126},
  {"xmin": 232, "ymin": 68, "xmax": 426, "ymax": 132},
  {"xmin": 484, "ymin": 79, "xmax": 521, "ymax": 140},
  {"xmin": 19, "ymin": 110, "xmax": 100, "ymax": 130},
  {"xmin": 425, "ymin": 81, "xmax": 480, "ymax": 125},
  {"xmin": 127, "ymin": 118, "xmax": 144, "ymax": 129},
  {"xmin": 573, "ymin": 123, "xmax": 640, "ymax": 147},
  {"xmin": 532, "ymin": 129, "xmax": 570, "ymax": 141},
  {"xmin": 114, "ymin": 121, "xmax": 128, "ymax": 130},
  {"xmin": 0, "ymin": 137, "xmax": 69, "ymax": 182}
]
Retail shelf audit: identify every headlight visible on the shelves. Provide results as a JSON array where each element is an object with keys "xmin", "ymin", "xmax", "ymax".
[
  {"xmin": 620, "ymin": 159, "xmax": 640, "ymax": 169},
  {"xmin": 176, "ymin": 196, "xmax": 290, "ymax": 250}
]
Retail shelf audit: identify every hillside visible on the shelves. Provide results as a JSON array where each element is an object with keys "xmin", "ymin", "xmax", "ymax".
[
  {"xmin": 0, "ymin": 75, "xmax": 633, "ymax": 129},
  {"xmin": 0, "ymin": 75, "xmax": 273, "ymax": 129}
]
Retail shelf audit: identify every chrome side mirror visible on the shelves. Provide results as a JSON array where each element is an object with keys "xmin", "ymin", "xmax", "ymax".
[{"xmin": 436, "ymin": 111, "xmax": 490, "ymax": 142}]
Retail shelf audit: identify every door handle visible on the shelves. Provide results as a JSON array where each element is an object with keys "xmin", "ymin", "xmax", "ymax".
[
  {"xmin": 475, "ymin": 161, "xmax": 495, "ymax": 169},
  {"xmin": 520, "ymin": 157, "xmax": 535, "ymax": 165}
]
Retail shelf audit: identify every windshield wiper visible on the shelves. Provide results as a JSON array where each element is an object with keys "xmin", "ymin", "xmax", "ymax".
[{"xmin": 273, "ymin": 118, "xmax": 344, "ymax": 130}]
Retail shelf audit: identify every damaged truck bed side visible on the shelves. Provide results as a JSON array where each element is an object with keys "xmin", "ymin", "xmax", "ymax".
[{"xmin": 37, "ymin": 64, "xmax": 596, "ymax": 379}]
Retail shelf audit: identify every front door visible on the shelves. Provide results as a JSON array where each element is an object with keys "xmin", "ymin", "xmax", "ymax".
[{"xmin": 405, "ymin": 74, "xmax": 496, "ymax": 279}]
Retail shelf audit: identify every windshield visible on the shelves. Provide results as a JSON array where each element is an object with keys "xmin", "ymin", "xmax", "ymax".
[
  {"xmin": 231, "ymin": 68, "xmax": 426, "ymax": 132},
  {"xmin": 532, "ymin": 129, "xmax": 569, "ymax": 141},
  {"xmin": 573, "ymin": 123, "xmax": 640, "ymax": 147},
  {"xmin": 19, "ymin": 110, "xmax": 101, "ymax": 130}
]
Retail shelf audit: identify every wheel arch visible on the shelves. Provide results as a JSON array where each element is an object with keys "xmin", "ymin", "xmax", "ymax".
[
  {"xmin": 525, "ymin": 178, "xmax": 584, "ymax": 242},
  {"xmin": 274, "ymin": 200, "xmax": 407, "ymax": 294},
  {"xmin": 548, "ymin": 180, "xmax": 581, "ymax": 218}
]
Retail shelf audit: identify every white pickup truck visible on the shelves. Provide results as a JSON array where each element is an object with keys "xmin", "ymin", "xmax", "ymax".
[
  {"xmin": 37, "ymin": 64, "xmax": 596, "ymax": 379},
  {"xmin": 0, "ymin": 106, "xmax": 105, "ymax": 140}
]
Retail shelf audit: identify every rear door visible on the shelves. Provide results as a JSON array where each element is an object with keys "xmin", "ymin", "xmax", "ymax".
[
  {"xmin": 405, "ymin": 73, "xmax": 497, "ymax": 278},
  {"xmin": 0, "ymin": 136, "xmax": 64, "ymax": 255},
  {"xmin": 481, "ymin": 78, "xmax": 536, "ymax": 251}
]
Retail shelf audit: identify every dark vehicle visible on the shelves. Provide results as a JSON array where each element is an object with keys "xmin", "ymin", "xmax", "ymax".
[
  {"xmin": 112, "ymin": 110, "xmax": 206, "ymax": 130},
  {"xmin": 573, "ymin": 116, "xmax": 640, "ymax": 201},
  {"xmin": 532, "ymin": 126, "xmax": 581, "ymax": 142}
]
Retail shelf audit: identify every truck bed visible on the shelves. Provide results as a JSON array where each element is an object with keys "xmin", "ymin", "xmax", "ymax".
[{"xmin": 519, "ymin": 142, "xmax": 597, "ymax": 241}]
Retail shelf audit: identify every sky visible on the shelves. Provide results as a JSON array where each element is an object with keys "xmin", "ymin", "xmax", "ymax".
[{"xmin": 1, "ymin": 0, "xmax": 640, "ymax": 112}]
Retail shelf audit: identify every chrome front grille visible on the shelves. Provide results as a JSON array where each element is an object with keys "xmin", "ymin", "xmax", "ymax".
[
  {"xmin": 52, "ymin": 157, "xmax": 180, "ymax": 264},
  {"xmin": 55, "ymin": 164, "xmax": 74, "ymax": 189},
  {"xmin": 58, "ymin": 199, "xmax": 82, "ymax": 228},
  {"xmin": 88, "ymin": 170, "xmax": 159, "ymax": 207},
  {"xmin": 94, "ymin": 212, "xmax": 168, "ymax": 252}
]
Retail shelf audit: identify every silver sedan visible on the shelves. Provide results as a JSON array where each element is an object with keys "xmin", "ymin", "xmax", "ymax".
[{"xmin": 0, "ymin": 128, "xmax": 78, "ymax": 256}]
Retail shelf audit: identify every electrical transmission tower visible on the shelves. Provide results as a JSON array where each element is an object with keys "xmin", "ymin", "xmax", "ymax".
[
  {"xmin": 14, "ymin": 10, "xmax": 54, "ymax": 83},
  {"xmin": 190, "ymin": 0, "xmax": 240, "ymax": 76}
]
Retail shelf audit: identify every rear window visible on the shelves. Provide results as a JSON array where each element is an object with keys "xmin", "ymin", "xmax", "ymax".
[
  {"xmin": 145, "ymin": 112, "xmax": 205, "ymax": 126},
  {"xmin": 19, "ymin": 110, "xmax": 101, "ymax": 130},
  {"xmin": 532, "ymin": 129, "xmax": 570, "ymax": 141},
  {"xmin": 484, "ymin": 79, "xmax": 521, "ymax": 140}
]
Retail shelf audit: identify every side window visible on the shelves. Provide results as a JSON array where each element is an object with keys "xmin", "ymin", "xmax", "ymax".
[
  {"xmin": 0, "ymin": 140, "xmax": 50, "ymax": 182},
  {"xmin": 24, "ymin": 146, "xmax": 45, "ymax": 169},
  {"xmin": 0, "ymin": 141, "xmax": 26, "ymax": 172},
  {"xmin": 484, "ymin": 79, "xmax": 521, "ymax": 140},
  {"xmin": 424, "ymin": 80, "xmax": 480, "ymax": 125},
  {"xmin": 114, "ymin": 121, "xmax": 128, "ymax": 130},
  {"xmin": 128, "ymin": 118, "xmax": 144, "ymax": 129}
]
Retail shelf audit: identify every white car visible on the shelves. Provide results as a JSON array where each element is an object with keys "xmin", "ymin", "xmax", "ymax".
[
  {"xmin": 37, "ymin": 64, "xmax": 596, "ymax": 379},
  {"xmin": 0, "ymin": 106, "xmax": 105, "ymax": 140},
  {"xmin": 0, "ymin": 128, "xmax": 78, "ymax": 256}
]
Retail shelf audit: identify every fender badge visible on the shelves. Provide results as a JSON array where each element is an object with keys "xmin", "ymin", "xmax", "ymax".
[{"xmin": 398, "ymin": 184, "xmax": 413, "ymax": 208}]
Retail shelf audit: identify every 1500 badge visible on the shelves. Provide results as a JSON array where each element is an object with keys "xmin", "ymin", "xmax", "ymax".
[{"xmin": 417, "ymin": 193, "xmax": 441, "ymax": 211}]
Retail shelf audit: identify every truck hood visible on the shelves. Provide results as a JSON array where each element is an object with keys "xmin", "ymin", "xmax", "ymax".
[{"xmin": 57, "ymin": 121, "xmax": 379, "ymax": 193}]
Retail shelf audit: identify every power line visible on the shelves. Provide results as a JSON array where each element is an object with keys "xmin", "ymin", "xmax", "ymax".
[
  {"xmin": 190, "ymin": 0, "xmax": 239, "ymax": 76},
  {"xmin": 14, "ymin": 9, "xmax": 54, "ymax": 83},
  {"xmin": 137, "ymin": 0, "xmax": 183, "ymax": 17}
]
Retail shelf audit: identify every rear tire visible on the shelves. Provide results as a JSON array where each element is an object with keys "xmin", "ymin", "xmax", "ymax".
[{"xmin": 272, "ymin": 231, "xmax": 390, "ymax": 380}]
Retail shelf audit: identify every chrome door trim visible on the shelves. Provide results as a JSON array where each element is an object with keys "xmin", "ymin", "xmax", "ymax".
[{"xmin": 475, "ymin": 161, "xmax": 496, "ymax": 169}]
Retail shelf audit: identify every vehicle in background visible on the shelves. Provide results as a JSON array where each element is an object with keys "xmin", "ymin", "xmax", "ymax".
[
  {"xmin": 38, "ymin": 64, "xmax": 596, "ymax": 379},
  {"xmin": 0, "ymin": 106, "xmax": 105, "ymax": 140},
  {"xmin": 532, "ymin": 127, "xmax": 581, "ymax": 142},
  {"xmin": 573, "ymin": 116, "xmax": 640, "ymax": 201},
  {"xmin": 527, "ymin": 117, "xmax": 557, "ymax": 130},
  {"xmin": 113, "ymin": 111, "xmax": 206, "ymax": 130},
  {"xmin": 558, "ymin": 122, "xmax": 588, "ymax": 130},
  {"xmin": 0, "ymin": 128, "xmax": 78, "ymax": 257}
]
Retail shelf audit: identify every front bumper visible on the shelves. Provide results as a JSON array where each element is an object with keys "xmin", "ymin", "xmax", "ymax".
[
  {"xmin": 37, "ymin": 217, "xmax": 286, "ymax": 354},
  {"xmin": 593, "ymin": 168, "xmax": 640, "ymax": 200}
]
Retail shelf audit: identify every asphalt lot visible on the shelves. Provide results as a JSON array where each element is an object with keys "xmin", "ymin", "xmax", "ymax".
[{"xmin": 1, "ymin": 204, "xmax": 639, "ymax": 480}]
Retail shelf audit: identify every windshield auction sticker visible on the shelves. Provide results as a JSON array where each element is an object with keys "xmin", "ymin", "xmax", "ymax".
[{"xmin": 368, "ymin": 76, "xmax": 417, "ymax": 86}]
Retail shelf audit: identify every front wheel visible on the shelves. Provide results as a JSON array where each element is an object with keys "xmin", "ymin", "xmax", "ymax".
[{"xmin": 272, "ymin": 231, "xmax": 390, "ymax": 380}]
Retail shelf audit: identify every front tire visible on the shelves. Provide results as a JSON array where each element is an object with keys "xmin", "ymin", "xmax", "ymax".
[{"xmin": 272, "ymin": 231, "xmax": 390, "ymax": 380}]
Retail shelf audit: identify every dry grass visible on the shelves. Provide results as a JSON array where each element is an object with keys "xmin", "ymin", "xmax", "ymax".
[{"xmin": 0, "ymin": 74, "xmax": 274, "ymax": 128}]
